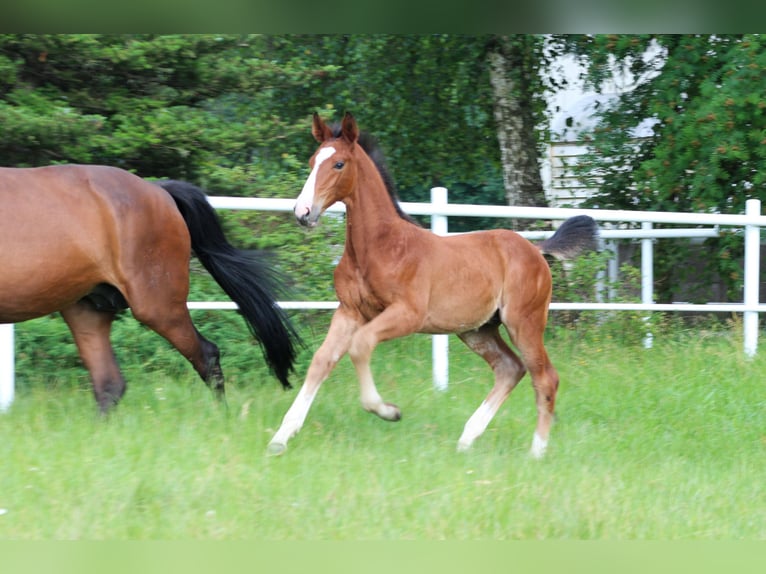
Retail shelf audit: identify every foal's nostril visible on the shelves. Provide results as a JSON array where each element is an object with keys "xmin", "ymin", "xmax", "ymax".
[
  {"xmin": 295, "ymin": 206, "xmax": 312, "ymax": 225},
  {"xmin": 294, "ymin": 205, "xmax": 310, "ymax": 223}
]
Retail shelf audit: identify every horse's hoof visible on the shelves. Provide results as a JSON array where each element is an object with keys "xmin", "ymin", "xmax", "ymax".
[
  {"xmin": 456, "ymin": 440, "xmax": 472, "ymax": 453},
  {"xmin": 382, "ymin": 402, "xmax": 401, "ymax": 421},
  {"xmin": 266, "ymin": 442, "xmax": 287, "ymax": 456},
  {"xmin": 529, "ymin": 433, "xmax": 548, "ymax": 459}
]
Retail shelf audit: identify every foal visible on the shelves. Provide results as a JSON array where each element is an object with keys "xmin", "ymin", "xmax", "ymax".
[{"xmin": 268, "ymin": 112, "xmax": 598, "ymax": 457}]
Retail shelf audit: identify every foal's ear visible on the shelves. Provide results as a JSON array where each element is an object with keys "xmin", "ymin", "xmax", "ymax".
[
  {"xmin": 341, "ymin": 112, "xmax": 359, "ymax": 144},
  {"xmin": 312, "ymin": 112, "xmax": 333, "ymax": 143}
]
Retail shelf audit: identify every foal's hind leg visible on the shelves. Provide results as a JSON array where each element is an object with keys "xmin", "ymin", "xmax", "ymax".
[
  {"xmin": 505, "ymin": 315, "xmax": 560, "ymax": 459},
  {"xmin": 61, "ymin": 302, "xmax": 126, "ymax": 413},
  {"xmin": 456, "ymin": 324, "xmax": 527, "ymax": 452}
]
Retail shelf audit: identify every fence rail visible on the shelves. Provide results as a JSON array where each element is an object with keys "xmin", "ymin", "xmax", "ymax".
[{"xmin": 1, "ymin": 190, "xmax": 763, "ymax": 411}]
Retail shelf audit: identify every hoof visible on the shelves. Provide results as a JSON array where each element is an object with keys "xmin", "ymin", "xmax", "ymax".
[
  {"xmin": 266, "ymin": 442, "xmax": 287, "ymax": 457},
  {"xmin": 529, "ymin": 433, "xmax": 548, "ymax": 459},
  {"xmin": 456, "ymin": 440, "xmax": 472, "ymax": 453},
  {"xmin": 529, "ymin": 448, "xmax": 547, "ymax": 460},
  {"xmin": 383, "ymin": 402, "xmax": 401, "ymax": 421}
]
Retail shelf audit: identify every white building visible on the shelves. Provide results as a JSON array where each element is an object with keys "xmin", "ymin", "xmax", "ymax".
[{"xmin": 541, "ymin": 49, "xmax": 662, "ymax": 208}]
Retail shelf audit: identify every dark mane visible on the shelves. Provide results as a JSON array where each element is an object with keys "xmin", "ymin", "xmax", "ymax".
[{"xmin": 329, "ymin": 123, "xmax": 420, "ymax": 225}]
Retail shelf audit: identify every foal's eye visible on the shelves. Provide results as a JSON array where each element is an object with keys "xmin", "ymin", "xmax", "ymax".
[{"xmin": 334, "ymin": 161, "xmax": 345, "ymax": 169}]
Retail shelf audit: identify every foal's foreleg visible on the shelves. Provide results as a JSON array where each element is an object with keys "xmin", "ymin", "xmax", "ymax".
[
  {"xmin": 267, "ymin": 308, "xmax": 360, "ymax": 456},
  {"xmin": 456, "ymin": 326, "xmax": 526, "ymax": 452},
  {"xmin": 61, "ymin": 302, "xmax": 125, "ymax": 413},
  {"xmin": 348, "ymin": 304, "xmax": 423, "ymax": 422}
]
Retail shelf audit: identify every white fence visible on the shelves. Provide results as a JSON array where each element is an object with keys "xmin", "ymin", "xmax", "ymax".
[{"xmin": 1, "ymin": 190, "xmax": 764, "ymax": 411}]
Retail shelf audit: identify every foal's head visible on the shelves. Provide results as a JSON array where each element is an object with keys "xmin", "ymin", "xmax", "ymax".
[{"xmin": 294, "ymin": 112, "xmax": 362, "ymax": 227}]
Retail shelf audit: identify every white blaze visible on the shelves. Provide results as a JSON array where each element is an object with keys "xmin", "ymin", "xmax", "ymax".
[{"xmin": 294, "ymin": 146, "xmax": 336, "ymax": 219}]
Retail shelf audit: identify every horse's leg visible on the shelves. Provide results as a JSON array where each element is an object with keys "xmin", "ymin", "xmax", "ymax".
[
  {"xmin": 504, "ymin": 311, "xmax": 560, "ymax": 459},
  {"xmin": 455, "ymin": 324, "xmax": 527, "ymax": 452},
  {"xmin": 140, "ymin": 307, "xmax": 224, "ymax": 398},
  {"xmin": 267, "ymin": 307, "xmax": 361, "ymax": 455},
  {"xmin": 60, "ymin": 302, "xmax": 126, "ymax": 413},
  {"xmin": 347, "ymin": 303, "xmax": 423, "ymax": 422},
  {"xmin": 125, "ymin": 280, "xmax": 224, "ymax": 399}
]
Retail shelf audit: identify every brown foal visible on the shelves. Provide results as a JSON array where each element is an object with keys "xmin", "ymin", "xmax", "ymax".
[{"xmin": 268, "ymin": 112, "xmax": 598, "ymax": 457}]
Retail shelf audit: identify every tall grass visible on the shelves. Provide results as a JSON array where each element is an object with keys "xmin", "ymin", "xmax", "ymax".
[{"xmin": 1, "ymin": 320, "xmax": 764, "ymax": 539}]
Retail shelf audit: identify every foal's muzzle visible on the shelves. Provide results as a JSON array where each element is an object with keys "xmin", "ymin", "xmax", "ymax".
[{"xmin": 295, "ymin": 204, "xmax": 318, "ymax": 228}]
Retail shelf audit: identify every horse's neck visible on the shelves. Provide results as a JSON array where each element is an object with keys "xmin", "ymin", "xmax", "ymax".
[{"xmin": 343, "ymin": 169, "xmax": 408, "ymax": 263}]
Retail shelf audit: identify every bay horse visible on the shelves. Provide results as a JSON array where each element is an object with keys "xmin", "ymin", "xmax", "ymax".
[
  {"xmin": 0, "ymin": 164, "xmax": 299, "ymax": 412},
  {"xmin": 268, "ymin": 112, "xmax": 598, "ymax": 458}
]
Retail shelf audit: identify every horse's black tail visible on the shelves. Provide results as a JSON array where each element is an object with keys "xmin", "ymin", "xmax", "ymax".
[
  {"xmin": 538, "ymin": 215, "xmax": 600, "ymax": 260},
  {"xmin": 156, "ymin": 179, "xmax": 300, "ymax": 389}
]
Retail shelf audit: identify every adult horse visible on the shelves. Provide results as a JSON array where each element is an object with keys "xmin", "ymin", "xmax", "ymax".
[
  {"xmin": 0, "ymin": 164, "xmax": 299, "ymax": 412},
  {"xmin": 268, "ymin": 112, "xmax": 598, "ymax": 458}
]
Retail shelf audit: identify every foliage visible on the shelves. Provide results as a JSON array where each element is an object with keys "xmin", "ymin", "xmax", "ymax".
[
  {"xmin": 262, "ymin": 34, "xmax": 510, "ymax": 231},
  {"xmin": 6, "ymin": 34, "xmax": 760, "ymax": 383},
  {"xmin": 0, "ymin": 34, "xmax": 519, "ymax": 296},
  {"xmin": 548, "ymin": 249, "xmax": 651, "ymax": 345},
  {"xmin": 304, "ymin": 35, "xmax": 501, "ymax": 192},
  {"xmin": 1, "ymin": 34, "xmax": 564, "ymax": 389},
  {"xmin": 0, "ymin": 35, "xmax": 331, "ymax": 193},
  {"xmin": 564, "ymin": 34, "xmax": 766, "ymax": 300}
]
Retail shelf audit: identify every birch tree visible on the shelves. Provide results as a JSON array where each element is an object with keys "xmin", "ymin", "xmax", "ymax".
[{"xmin": 487, "ymin": 35, "xmax": 549, "ymax": 225}]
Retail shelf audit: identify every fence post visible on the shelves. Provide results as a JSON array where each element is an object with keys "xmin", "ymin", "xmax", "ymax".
[
  {"xmin": 431, "ymin": 186, "xmax": 449, "ymax": 391},
  {"xmin": 0, "ymin": 324, "xmax": 14, "ymax": 412},
  {"xmin": 641, "ymin": 221, "xmax": 654, "ymax": 349},
  {"xmin": 744, "ymin": 198, "xmax": 761, "ymax": 358},
  {"xmin": 606, "ymin": 239, "xmax": 619, "ymax": 301}
]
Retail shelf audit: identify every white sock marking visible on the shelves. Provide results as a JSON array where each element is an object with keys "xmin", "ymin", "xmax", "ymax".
[
  {"xmin": 457, "ymin": 401, "xmax": 494, "ymax": 450},
  {"xmin": 530, "ymin": 432, "xmax": 548, "ymax": 458}
]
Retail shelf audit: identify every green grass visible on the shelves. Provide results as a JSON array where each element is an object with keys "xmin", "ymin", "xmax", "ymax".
[{"xmin": 0, "ymin": 325, "xmax": 764, "ymax": 540}]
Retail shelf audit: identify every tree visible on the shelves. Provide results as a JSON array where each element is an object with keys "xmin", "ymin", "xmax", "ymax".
[
  {"xmin": 487, "ymin": 35, "xmax": 549, "ymax": 229},
  {"xmin": 0, "ymin": 34, "xmax": 334, "ymax": 195},
  {"xmin": 0, "ymin": 34, "xmax": 560, "ymax": 216},
  {"xmin": 1, "ymin": 34, "xmax": 576, "ymax": 378},
  {"xmin": 566, "ymin": 34, "xmax": 766, "ymax": 300},
  {"xmin": 0, "ymin": 34, "xmax": 562, "ymax": 294},
  {"xmin": 0, "ymin": 34, "xmax": 344, "ymax": 303},
  {"xmin": 282, "ymin": 34, "xmax": 556, "ymax": 231},
  {"xmin": 303, "ymin": 35, "xmax": 504, "ymax": 201}
]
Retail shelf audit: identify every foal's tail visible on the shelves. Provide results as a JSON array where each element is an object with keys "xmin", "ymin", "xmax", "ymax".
[
  {"xmin": 156, "ymin": 180, "xmax": 300, "ymax": 389},
  {"xmin": 538, "ymin": 215, "xmax": 599, "ymax": 260}
]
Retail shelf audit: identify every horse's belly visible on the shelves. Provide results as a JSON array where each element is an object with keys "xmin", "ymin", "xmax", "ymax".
[
  {"xmin": 420, "ymin": 296, "xmax": 498, "ymax": 334},
  {"xmin": 416, "ymin": 261, "xmax": 502, "ymax": 333},
  {"xmin": 0, "ymin": 247, "xmax": 101, "ymax": 321},
  {"xmin": 0, "ymin": 280, "xmax": 94, "ymax": 322}
]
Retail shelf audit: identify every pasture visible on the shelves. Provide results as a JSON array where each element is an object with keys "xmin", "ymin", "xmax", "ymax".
[{"xmin": 0, "ymin": 315, "xmax": 764, "ymax": 540}]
